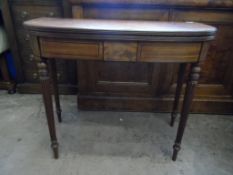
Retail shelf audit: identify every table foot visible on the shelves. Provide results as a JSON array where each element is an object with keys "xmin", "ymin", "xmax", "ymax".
[
  {"xmin": 38, "ymin": 61, "xmax": 59, "ymax": 159},
  {"xmin": 51, "ymin": 141, "xmax": 59, "ymax": 159},
  {"xmin": 172, "ymin": 63, "xmax": 201, "ymax": 161},
  {"xmin": 170, "ymin": 112, "xmax": 177, "ymax": 126},
  {"xmin": 172, "ymin": 143, "xmax": 181, "ymax": 161}
]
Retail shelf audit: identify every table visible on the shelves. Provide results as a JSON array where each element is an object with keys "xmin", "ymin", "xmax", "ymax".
[{"xmin": 24, "ymin": 17, "xmax": 216, "ymax": 161}]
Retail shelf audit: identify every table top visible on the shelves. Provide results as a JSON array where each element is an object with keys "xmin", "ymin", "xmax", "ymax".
[{"xmin": 24, "ymin": 17, "xmax": 216, "ymax": 37}]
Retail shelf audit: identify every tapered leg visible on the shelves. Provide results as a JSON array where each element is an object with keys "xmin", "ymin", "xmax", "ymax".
[
  {"xmin": 48, "ymin": 60, "xmax": 62, "ymax": 123},
  {"xmin": 170, "ymin": 63, "xmax": 187, "ymax": 126},
  {"xmin": 38, "ymin": 61, "xmax": 59, "ymax": 159},
  {"xmin": 172, "ymin": 63, "xmax": 201, "ymax": 161}
]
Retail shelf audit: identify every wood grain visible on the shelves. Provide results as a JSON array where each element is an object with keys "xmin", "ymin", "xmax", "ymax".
[
  {"xmin": 104, "ymin": 42, "xmax": 137, "ymax": 61},
  {"xmin": 138, "ymin": 42, "xmax": 201, "ymax": 62},
  {"xmin": 172, "ymin": 10, "xmax": 233, "ymax": 24},
  {"xmin": 40, "ymin": 38, "xmax": 103, "ymax": 60},
  {"xmin": 24, "ymin": 17, "xmax": 216, "ymax": 37}
]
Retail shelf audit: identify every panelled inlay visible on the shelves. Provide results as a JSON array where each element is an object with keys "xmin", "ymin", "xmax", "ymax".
[
  {"xmin": 40, "ymin": 38, "xmax": 202, "ymax": 63},
  {"xmin": 40, "ymin": 38, "xmax": 103, "ymax": 60},
  {"xmin": 104, "ymin": 42, "xmax": 137, "ymax": 61},
  {"xmin": 138, "ymin": 42, "xmax": 202, "ymax": 62}
]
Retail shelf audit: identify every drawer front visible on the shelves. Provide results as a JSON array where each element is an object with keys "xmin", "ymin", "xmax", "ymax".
[
  {"xmin": 137, "ymin": 42, "xmax": 202, "ymax": 62},
  {"xmin": 11, "ymin": 5, "xmax": 61, "ymax": 27},
  {"xmin": 40, "ymin": 38, "xmax": 201, "ymax": 62},
  {"xmin": 104, "ymin": 42, "xmax": 137, "ymax": 61},
  {"xmin": 40, "ymin": 38, "xmax": 103, "ymax": 60},
  {"xmin": 172, "ymin": 10, "xmax": 233, "ymax": 23}
]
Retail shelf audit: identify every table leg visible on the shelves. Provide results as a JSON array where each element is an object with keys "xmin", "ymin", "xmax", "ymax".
[
  {"xmin": 48, "ymin": 60, "xmax": 62, "ymax": 123},
  {"xmin": 38, "ymin": 61, "xmax": 59, "ymax": 159},
  {"xmin": 170, "ymin": 63, "xmax": 187, "ymax": 126},
  {"xmin": 172, "ymin": 63, "xmax": 201, "ymax": 161}
]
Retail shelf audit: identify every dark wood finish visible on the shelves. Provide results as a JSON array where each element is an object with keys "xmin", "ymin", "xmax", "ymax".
[
  {"xmin": 138, "ymin": 43, "xmax": 201, "ymax": 62},
  {"xmin": 104, "ymin": 42, "xmax": 137, "ymax": 62},
  {"xmin": 3, "ymin": 0, "xmax": 233, "ymax": 114},
  {"xmin": 37, "ymin": 61, "xmax": 59, "ymax": 159},
  {"xmin": 24, "ymin": 17, "xmax": 215, "ymax": 160},
  {"xmin": 70, "ymin": 2, "xmax": 233, "ymax": 114},
  {"xmin": 171, "ymin": 10, "xmax": 233, "ymax": 24},
  {"xmin": 172, "ymin": 63, "xmax": 201, "ymax": 161},
  {"xmin": 69, "ymin": 0, "xmax": 233, "ymax": 8},
  {"xmin": 73, "ymin": 6, "xmax": 169, "ymax": 21},
  {"xmin": 3, "ymin": 0, "xmax": 77, "ymax": 94},
  {"xmin": 48, "ymin": 59, "xmax": 62, "ymax": 123},
  {"xmin": 0, "ymin": 53, "xmax": 16, "ymax": 93},
  {"xmin": 24, "ymin": 18, "xmax": 216, "ymax": 36},
  {"xmin": 40, "ymin": 38, "xmax": 103, "ymax": 60},
  {"xmin": 170, "ymin": 63, "xmax": 187, "ymax": 126}
]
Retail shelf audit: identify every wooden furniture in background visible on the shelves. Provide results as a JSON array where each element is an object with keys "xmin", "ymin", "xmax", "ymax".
[
  {"xmin": 0, "ymin": 52, "xmax": 16, "ymax": 93},
  {"xmin": 24, "ymin": 17, "xmax": 216, "ymax": 160},
  {"xmin": 0, "ymin": 25, "xmax": 15, "ymax": 93},
  {"xmin": 2, "ymin": 0, "xmax": 233, "ymax": 113}
]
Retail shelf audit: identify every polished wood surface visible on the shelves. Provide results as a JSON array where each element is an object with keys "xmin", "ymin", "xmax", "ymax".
[
  {"xmin": 40, "ymin": 38, "xmax": 103, "ymax": 60},
  {"xmin": 24, "ymin": 17, "xmax": 216, "ymax": 36},
  {"xmin": 24, "ymin": 16, "xmax": 215, "ymax": 160}
]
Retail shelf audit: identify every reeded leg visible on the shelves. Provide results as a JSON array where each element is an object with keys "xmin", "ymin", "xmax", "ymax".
[
  {"xmin": 48, "ymin": 59, "xmax": 62, "ymax": 123},
  {"xmin": 38, "ymin": 61, "xmax": 59, "ymax": 159},
  {"xmin": 172, "ymin": 63, "xmax": 201, "ymax": 161},
  {"xmin": 170, "ymin": 63, "xmax": 187, "ymax": 126}
]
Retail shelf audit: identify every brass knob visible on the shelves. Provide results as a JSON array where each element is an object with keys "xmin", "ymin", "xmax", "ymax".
[
  {"xmin": 29, "ymin": 54, "xmax": 34, "ymax": 61},
  {"xmin": 47, "ymin": 12, "xmax": 55, "ymax": 17},
  {"xmin": 33, "ymin": 73, "xmax": 38, "ymax": 79},
  {"xmin": 57, "ymin": 73, "xmax": 61, "ymax": 80},
  {"xmin": 21, "ymin": 11, "xmax": 29, "ymax": 18},
  {"xmin": 25, "ymin": 34, "xmax": 30, "ymax": 41}
]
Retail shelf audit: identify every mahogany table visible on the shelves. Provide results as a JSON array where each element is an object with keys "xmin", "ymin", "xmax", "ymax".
[{"xmin": 24, "ymin": 17, "xmax": 216, "ymax": 161}]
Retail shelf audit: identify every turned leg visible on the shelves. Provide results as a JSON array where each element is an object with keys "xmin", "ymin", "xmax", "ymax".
[
  {"xmin": 48, "ymin": 59, "xmax": 62, "ymax": 123},
  {"xmin": 172, "ymin": 63, "xmax": 201, "ymax": 161},
  {"xmin": 38, "ymin": 61, "xmax": 59, "ymax": 159},
  {"xmin": 170, "ymin": 63, "xmax": 187, "ymax": 126}
]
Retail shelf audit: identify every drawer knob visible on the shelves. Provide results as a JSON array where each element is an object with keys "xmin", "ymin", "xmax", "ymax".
[
  {"xmin": 48, "ymin": 12, "xmax": 55, "ymax": 17},
  {"xmin": 29, "ymin": 54, "xmax": 34, "ymax": 61},
  {"xmin": 33, "ymin": 73, "xmax": 38, "ymax": 79},
  {"xmin": 25, "ymin": 34, "xmax": 30, "ymax": 41},
  {"xmin": 21, "ymin": 11, "xmax": 29, "ymax": 18},
  {"xmin": 57, "ymin": 73, "xmax": 61, "ymax": 80}
]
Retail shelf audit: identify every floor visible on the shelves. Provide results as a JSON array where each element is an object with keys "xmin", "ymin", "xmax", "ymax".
[{"xmin": 0, "ymin": 91, "xmax": 233, "ymax": 175}]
